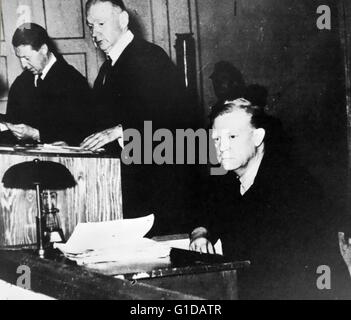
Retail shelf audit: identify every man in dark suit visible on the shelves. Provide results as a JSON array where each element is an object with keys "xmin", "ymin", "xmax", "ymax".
[
  {"xmin": 190, "ymin": 98, "xmax": 351, "ymax": 299},
  {"xmin": 81, "ymin": 0, "xmax": 193, "ymax": 234},
  {"xmin": 0, "ymin": 23, "xmax": 92, "ymax": 146},
  {"xmin": 81, "ymin": 0, "xmax": 185, "ymax": 150}
]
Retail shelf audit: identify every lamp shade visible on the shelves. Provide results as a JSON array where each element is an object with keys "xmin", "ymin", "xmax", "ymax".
[{"xmin": 2, "ymin": 159, "xmax": 76, "ymax": 190}]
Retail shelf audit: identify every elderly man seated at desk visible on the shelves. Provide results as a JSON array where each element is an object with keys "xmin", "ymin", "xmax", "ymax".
[
  {"xmin": 0, "ymin": 23, "xmax": 92, "ymax": 146},
  {"xmin": 190, "ymin": 98, "xmax": 351, "ymax": 299}
]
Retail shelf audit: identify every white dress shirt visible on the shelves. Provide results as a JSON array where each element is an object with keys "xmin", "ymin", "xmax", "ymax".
[
  {"xmin": 34, "ymin": 53, "xmax": 57, "ymax": 87},
  {"xmin": 239, "ymin": 150, "xmax": 264, "ymax": 195}
]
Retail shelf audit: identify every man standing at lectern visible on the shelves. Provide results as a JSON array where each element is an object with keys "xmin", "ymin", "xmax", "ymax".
[
  {"xmin": 1, "ymin": 23, "xmax": 92, "ymax": 146},
  {"xmin": 81, "ymin": 0, "xmax": 186, "ymax": 149},
  {"xmin": 81, "ymin": 0, "xmax": 193, "ymax": 234}
]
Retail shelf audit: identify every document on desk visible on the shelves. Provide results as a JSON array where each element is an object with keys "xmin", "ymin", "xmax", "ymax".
[
  {"xmin": 13, "ymin": 143, "xmax": 104, "ymax": 154},
  {"xmin": 0, "ymin": 145, "xmax": 15, "ymax": 151},
  {"xmin": 54, "ymin": 214, "xmax": 171, "ymax": 265}
]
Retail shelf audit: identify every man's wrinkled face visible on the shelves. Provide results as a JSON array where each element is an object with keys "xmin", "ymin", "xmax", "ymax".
[
  {"xmin": 87, "ymin": 2, "xmax": 124, "ymax": 53},
  {"xmin": 14, "ymin": 44, "xmax": 47, "ymax": 75},
  {"xmin": 212, "ymin": 108, "xmax": 257, "ymax": 173}
]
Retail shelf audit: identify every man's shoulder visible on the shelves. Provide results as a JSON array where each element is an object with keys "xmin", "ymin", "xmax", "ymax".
[
  {"xmin": 116, "ymin": 37, "xmax": 176, "ymax": 80},
  {"xmin": 208, "ymin": 169, "xmax": 238, "ymax": 193},
  {"xmin": 13, "ymin": 70, "xmax": 33, "ymax": 84},
  {"xmin": 53, "ymin": 58, "xmax": 82, "ymax": 76},
  {"xmin": 130, "ymin": 37, "xmax": 166, "ymax": 53},
  {"xmin": 49, "ymin": 58, "xmax": 89, "ymax": 85},
  {"xmin": 255, "ymin": 152, "xmax": 326, "ymax": 211},
  {"xmin": 10, "ymin": 70, "xmax": 33, "ymax": 92},
  {"xmin": 126, "ymin": 37, "xmax": 171, "ymax": 63},
  {"xmin": 259, "ymin": 152, "xmax": 319, "ymax": 188}
]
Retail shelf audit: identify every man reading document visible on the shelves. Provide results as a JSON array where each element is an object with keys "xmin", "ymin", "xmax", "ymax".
[{"xmin": 0, "ymin": 23, "xmax": 92, "ymax": 146}]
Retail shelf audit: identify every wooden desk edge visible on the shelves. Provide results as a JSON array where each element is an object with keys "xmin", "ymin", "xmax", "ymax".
[
  {"xmin": 0, "ymin": 149, "xmax": 120, "ymax": 159},
  {"xmin": 0, "ymin": 250, "xmax": 204, "ymax": 300}
]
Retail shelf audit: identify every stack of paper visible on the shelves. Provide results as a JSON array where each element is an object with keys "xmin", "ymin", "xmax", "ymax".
[{"xmin": 54, "ymin": 214, "xmax": 171, "ymax": 266}]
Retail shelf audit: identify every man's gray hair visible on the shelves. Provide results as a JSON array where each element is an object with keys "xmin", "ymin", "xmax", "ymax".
[{"xmin": 86, "ymin": 0, "xmax": 126, "ymax": 12}]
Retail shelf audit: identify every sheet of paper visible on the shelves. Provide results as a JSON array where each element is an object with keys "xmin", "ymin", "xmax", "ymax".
[
  {"xmin": 55, "ymin": 214, "xmax": 156, "ymax": 255},
  {"xmin": 0, "ymin": 145, "xmax": 14, "ymax": 151},
  {"xmin": 16, "ymin": 144, "xmax": 104, "ymax": 154},
  {"xmin": 66, "ymin": 238, "xmax": 170, "ymax": 265},
  {"xmin": 0, "ymin": 122, "xmax": 9, "ymax": 132},
  {"xmin": 55, "ymin": 214, "xmax": 171, "ymax": 266}
]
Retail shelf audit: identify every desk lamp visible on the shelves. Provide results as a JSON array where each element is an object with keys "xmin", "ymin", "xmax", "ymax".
[{"xmin": 2, "ymin": 159, "xmax": 76, "ymax": 258}]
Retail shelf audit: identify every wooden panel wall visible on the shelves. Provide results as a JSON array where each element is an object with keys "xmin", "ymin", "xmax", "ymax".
[
  {"xmin": 125, "ymin": 0, "xmax": 194, "ymax": 61},
  {"xmin": 0, "ymin": 153, "xmax": 122, "ymax": 246},
  {"xmin": 44, "ymin": 0, "xmax": 85, "ymax": 39}
]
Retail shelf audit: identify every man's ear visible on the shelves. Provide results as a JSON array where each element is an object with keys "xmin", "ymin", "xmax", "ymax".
[
  {"xmin": 119, "ymin": 11, "xmax": 129, "ymax": 31},
  {"xmin": 253, "ymin": 128, "xmax": 265, "ymax": 147},
  {"xmin": 39, "ymin": 44, "xmax": 49, "ymax": 56}
]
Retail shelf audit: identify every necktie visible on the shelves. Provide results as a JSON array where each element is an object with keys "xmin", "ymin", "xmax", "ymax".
[
  {"xmin": 36, "ymin": 74, "xmax": 43, "ymax": 87},
  {"xmin": 103, "ymin": 57, "xmax": 113, "ymax": 85},
  {"xmin": 232, "ymin": 173, "xmax": 242, "ymax": 196}
]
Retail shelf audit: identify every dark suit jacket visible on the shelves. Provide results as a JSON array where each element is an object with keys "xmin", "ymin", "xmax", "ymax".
[
  {"xmin": 92, "ymin": 37, "xmax": 186, "ymax": 133},
  {"xmin": 92, "ymin": 37, "xmax": 194, "ymax": 234},
  {"xmin": 4, "ymin": 57, "xmax": 92, "ymax": 145},
  {"xmin": 203, "ymin": 151, "xmax": 351, "ymax": 299}
]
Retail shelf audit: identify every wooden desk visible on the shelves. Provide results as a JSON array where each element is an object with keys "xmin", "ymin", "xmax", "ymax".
[
  {"xmin": 84, "ymin": 235, "xmax": 242, "ymax": 300},
  {"xmin": 0, "ymin": 249, "xmax": 200, "ymax": 300},
  {"xmin": 0, "ymin": 149, "xmax": 122, "ymax": 247},
  {"xmin": 87, "ymin": 252, "xmax": 248, "ymax": 300},
  {"xmin": 0, "ymin": 248, "xmax": 249, "ymax": 300}
]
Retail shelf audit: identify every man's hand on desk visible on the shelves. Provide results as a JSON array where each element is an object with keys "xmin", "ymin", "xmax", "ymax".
[
  {"xmin": 80, "ymin": 125, "xmax": 123, "ymax": 151},
  {"xmin": 6, "ymin": 123, "xmax": 40, "ymax": 142},
  {"xmin": 189, "ymin": 227, "xmax": 215, "ymax": 254}
]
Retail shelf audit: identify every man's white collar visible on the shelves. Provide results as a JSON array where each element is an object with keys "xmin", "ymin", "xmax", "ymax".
[
  {"xmin": 41, "ymin": 53, "xmax": 57, "ymax": 79},
  {"xmin": 107, "ymin": 30, "xmax": 134, "ymax": 66},
  {"xmin": 34, "ymin": 53, "xmax": 57, "ymax": 86},
  {"xmin": 238, "ymin": 148, "xmax": 264, "ymax": 196}
]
